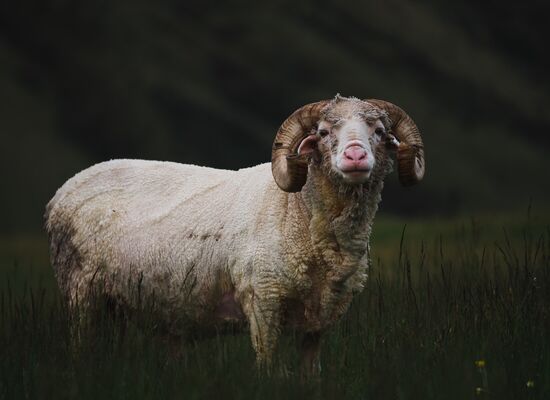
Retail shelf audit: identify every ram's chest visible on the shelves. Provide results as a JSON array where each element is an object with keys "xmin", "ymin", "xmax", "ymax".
[{"xmin": 284, "ymin": 254, "xmax": 368, "ymax": 332}]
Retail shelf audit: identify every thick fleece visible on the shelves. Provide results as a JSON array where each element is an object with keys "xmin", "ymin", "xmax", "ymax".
[{"xmin": 45, "ymin": 98, "xmax": 396, "ymax": 370}]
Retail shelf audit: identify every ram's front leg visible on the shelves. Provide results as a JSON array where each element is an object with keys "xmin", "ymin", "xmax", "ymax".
[
  {"xmin": 244, "ymin": 290, "xmax": 282, "ymax": 373},
  {"xmin": 300, "ymin": 331, "xmax": 322, "ymax": 379}
]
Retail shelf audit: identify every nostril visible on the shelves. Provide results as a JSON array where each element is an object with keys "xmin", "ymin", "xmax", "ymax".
[
  {"xmin": 344, "ymin": 150, "xmax": 354, "ymax": 160},
  {"xmin": 344, "ymin": 146, "xmax": 367, "ymax": 162}
]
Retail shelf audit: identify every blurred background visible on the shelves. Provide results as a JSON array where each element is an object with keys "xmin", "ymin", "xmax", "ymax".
[{"xmin": 1, "ymin": 0, "xmax": 549, "ymax": 235}]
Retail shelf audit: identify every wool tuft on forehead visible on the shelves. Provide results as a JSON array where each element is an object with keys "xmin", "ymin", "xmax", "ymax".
[{"xmin": 322, "ymin": 94, "xmax": 391, "ymax": 129}]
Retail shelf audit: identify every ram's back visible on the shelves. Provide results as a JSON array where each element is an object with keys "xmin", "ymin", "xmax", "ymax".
[{"xmin": 44, "ymin": 159, "xmax": 277, "ymax": 310}]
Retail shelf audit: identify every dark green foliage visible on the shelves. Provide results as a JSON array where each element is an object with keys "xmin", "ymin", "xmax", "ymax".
[
  {"xmin": 1, "ymin": 0, "xmax": 549, "ymax": 233},
  {"xmin": 1, "ymin": 219, "xmax": 549, "ymax": 399}
]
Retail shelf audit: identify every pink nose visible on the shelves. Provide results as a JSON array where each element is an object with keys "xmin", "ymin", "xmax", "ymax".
[{"xmin": 343, "ymin": 146, "xmax": 367, "ymax": 163}]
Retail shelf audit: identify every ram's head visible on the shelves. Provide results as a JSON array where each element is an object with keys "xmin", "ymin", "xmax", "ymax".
[{"xmin": 271, "ymin": 95, "xmax": 425, "ymax": 192}]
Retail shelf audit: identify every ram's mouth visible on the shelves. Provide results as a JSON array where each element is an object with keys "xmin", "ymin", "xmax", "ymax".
[
  {"xmin": 339, "ymin": 168, "xmax": 372, "ymax": 183},
  {"xmin": 339, "ymin": 166, "xmax": 372, "ymax": 173}
]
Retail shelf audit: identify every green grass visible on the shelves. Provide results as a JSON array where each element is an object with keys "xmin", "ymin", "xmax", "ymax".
[{"xmin": 1, "ymin": 213, "xmax": 549, "ymax": 399}]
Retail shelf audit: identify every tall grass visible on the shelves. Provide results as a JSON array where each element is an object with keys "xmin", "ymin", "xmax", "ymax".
[{"xmin": 1, "ymin": 220, "xmax": 549, "ymax": 399}]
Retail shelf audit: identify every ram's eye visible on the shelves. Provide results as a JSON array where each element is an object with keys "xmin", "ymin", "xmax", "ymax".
[
  {"xmin": 318, "ymin": 129, "xmax": 330, "ymax": 137},
  {"xmin": 374, "ymin": 128, "xmax": 385, "ymax": 136}
]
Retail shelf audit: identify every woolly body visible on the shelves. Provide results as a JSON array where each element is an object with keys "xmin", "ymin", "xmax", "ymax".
[{"xmin": 45, "ymin": 95, "xmax": 424, "ymax": 373}]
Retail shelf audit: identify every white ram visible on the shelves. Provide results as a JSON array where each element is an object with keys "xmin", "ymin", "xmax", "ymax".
[{"xmin": 45, "ymin": 95, "xmax": 425, "ymax": 375}]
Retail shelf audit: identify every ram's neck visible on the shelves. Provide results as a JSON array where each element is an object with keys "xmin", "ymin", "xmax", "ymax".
[{"xmin": 295, "ymin": 156, "xmax": 393, "ymax": 282}]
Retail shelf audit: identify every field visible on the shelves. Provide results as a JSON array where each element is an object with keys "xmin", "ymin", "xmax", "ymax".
[{"xmin": 1, "ymin": 211, "xmax": 549, "ymax": 399}]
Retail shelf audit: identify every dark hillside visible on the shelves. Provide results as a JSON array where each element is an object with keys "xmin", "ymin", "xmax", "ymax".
[{"xmin": 1, "ymin": 0, "xmax": 548, "ymax": 233}]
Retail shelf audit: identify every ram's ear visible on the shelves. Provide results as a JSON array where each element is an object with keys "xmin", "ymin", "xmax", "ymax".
[
  {"xmin": 385, "ymin": 133, "xmax": 400, "ymax": 151},
  {"xmin": 297, "ymin": 134, "xmax": 319, "ymax": 156}
]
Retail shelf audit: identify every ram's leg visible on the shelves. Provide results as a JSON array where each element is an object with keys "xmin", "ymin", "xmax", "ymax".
[
  {"xmin": 300, "ymin": 331, "xmax": 322, "ymax": 379},
  {"xmin": 245, "ymin": 292, "xmax": 282, "ymax": 374}
]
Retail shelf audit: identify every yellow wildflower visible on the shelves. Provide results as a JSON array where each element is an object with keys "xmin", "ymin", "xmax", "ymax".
[{"xmin": 475, "ymin": 360, "xmax": 486, "ymax": 368}]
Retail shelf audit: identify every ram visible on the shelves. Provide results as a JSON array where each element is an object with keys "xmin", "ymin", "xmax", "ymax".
[{"xmin": 45, "ymin": 95, "xmax": 425, "ymax": 376}]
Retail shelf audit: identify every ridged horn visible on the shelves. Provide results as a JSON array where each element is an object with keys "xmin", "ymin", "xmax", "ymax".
[
  {"xmin": 271, "ymin": 101, "xmax": 329, "ymax": 192},
  {"xmin": 366, "ymin": 99, "xmax": 425, "ymax": 186}
]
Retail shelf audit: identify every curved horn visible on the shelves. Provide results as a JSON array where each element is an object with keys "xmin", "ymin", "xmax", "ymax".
[
  {"xmin": 271, "ymin": 101, "xmax": 329, "ymax": 192},
  {"xmin": 366, "ymin": 99, "xmax": 425, "ymax": 186}
]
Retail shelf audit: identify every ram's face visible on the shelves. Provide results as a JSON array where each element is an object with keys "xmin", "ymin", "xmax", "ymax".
[
  {"xmin": 297, "ymin": 102, "xmax": 390, "ymax": 185},
  {"xmin": 319, "ymin": 116, "xmax": 386, "ymax": 184}
]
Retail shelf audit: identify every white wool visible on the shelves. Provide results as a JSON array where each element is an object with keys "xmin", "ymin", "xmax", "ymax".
[{"xmin": 45, "ymin": 97, "xmax": 401, "ymax": 373}]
